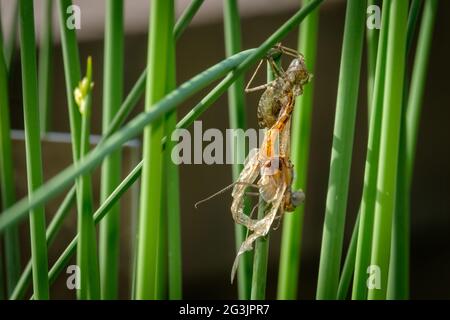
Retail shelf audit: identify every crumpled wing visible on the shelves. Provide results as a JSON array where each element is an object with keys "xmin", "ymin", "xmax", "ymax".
[
  {"xmin": 231, "ymin": 148, "xmax": 260, "ymax": 230},
  {"xmin": 231, "ymin": 182, "xmax": 287, "ymax": 283}
]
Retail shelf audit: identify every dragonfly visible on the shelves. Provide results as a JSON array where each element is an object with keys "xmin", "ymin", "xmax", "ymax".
[
  {"xmin": 194, "ymin": 44, "xmax": 311, "ymax": 283},
  {"xmin": 230, "ymin": 44, "xmax": 311, "ymax": 282}
]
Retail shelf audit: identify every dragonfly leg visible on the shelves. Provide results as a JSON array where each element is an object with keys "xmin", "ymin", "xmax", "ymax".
[
  {"xmin": 245, "ymin": 59, "xmax": 277, "ymax": 93},
  {"xmin": 278, "ymin": 45, "xmax": 303, "ymax": 59},
  {"xmin": 268, "ymin": 56, "xmax": 285, "ymax": 78}
]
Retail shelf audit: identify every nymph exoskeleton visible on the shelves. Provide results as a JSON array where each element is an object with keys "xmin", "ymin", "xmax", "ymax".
[
  {"xmin": 229, "ymin": 45, "xmax": 311, "ymax": 282},
  {"xmin": 230, "ymin": 100, "xmax": 305, "ymax": 282},
  {"xmin": 195, "ymin": 44, "xmax": 311, "ymax": 284}
]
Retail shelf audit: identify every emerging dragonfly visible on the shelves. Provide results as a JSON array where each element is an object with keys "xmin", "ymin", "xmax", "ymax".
[
  {"xmin": 229, "ymin": 44, "xmax": 311, "ymax": 282},
  {"xmin": 195, "ymin": 44, "xmax": 312, "ymax": 283}
]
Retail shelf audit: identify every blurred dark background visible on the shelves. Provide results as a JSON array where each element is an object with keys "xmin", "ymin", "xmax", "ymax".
[{"xmin": 2, "ymin": 0, "xmax": 449, "ymax": 299}]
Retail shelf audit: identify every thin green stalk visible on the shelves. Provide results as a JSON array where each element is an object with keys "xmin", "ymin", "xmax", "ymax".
[
  {"xmin": 57, "ymin": 3, "xmax": 90, "ymax": 296},
  {"xmin": 38, "ymin": 0, "xmax": 53, "ymax": 134},
  {"xmin": 99, "ymin": 0, "xmax": 124, "ymax": 300},
  {"xmin": 250, "ymin": 56, "xmax": 281, "ymax": 300},
  {"xmin": 250, "ymin": 202, "xmax": 269, "ymax": 300},
  {"xmin": 155, "ymin": 3, "xmax": 176, "ymax": 300},
  {"xmin": 223, "ymin": 0, "xmax": 252, "ymax": 300},
  {"xmin": 58, "ymin": 0, "xmax": 99, "ymax": 300},
  {"xmin": 277, "ymin": 0, "xmax": 319, "ymax": 300},
  {"xmin": 405, "ymin": 0, "xmax": 437, "ymax": 199},
  {"xmin": 18, "ymin": 0, "xmax": 49, "ymax": 300},
  {"xmin": 75, "ymin": 58, "xmax": 101, "ymax": 300},
  {"xmin": 366, "ymin": 0, "xmax": 380, "ymax": 114},
  {"xmin": 0, "ymin": 0, "xmax": 325, "ymax": 239},
  {"xmin": 368, "ymin": 0, "xmax": 408, "ymax": 300},
  {"xmin": 174, "ymin": 0, "xmax": 205, "ymax": 40},
  {"xmin": 10, "ymin": 187, "xmax": 75, "ymax": 300},
  {"xmin": 164, "ymin": 11, "xmax": 182, "ymax": 300},
  {"xmin": 405, "ymin": 0, "xmax": 422, "ymax": 58},
  {"xmin": 155, "ymin": 188, "xmax": 168, "ymax": 299},
  {"xmin": 389, "ymin": 0, "xmax": 437, "ymax": 300},
  {"xmin": 352, "ymin": 0, "xmax": 390, "ymax": 300},
  {"xmin": 336, "ymin": 212, "xmax": 359, "ymax": 299},
  {"xmin": 0, "ymin": 24, "xmax": 21, "ymax": 297},
  {"xmin": 57, "ymin": 0, "xmax": 82, "ymax": 162},
  {"xmin": 385, "ymin": 0, "xmax": 422, "ymax": 300},
  {"xmin": 316, "ymin": 0, "xmax": 366, "ymax": 300},
  {"xmin": 135, "ymin": 0, "xmax": 173, "ymax": 300}
]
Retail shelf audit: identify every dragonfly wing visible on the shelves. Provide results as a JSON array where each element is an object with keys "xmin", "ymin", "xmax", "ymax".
[
  {"xmin": 280, "ymin": 117, "xmax": 291, "ymax": 157},
  {"xmin": 254, "ymin": 183, "xmax": 286, "ymax": 235},
  {"xmin": 231, "ymin": 148, "xmax": 260, "ymax": 230},
  {"xmin": 230, "ymin": 183, "xmax": 286, "ymax": 283}
]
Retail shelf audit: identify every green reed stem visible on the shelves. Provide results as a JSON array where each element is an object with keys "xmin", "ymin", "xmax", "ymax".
[
  {"xmin": 368, "ymin": 0, "xmax": 408, "ymax": 300},
  {"xmin": 99, "ymin": 0, "xmax": 124, "ymax": 300},
  {"xmin": 223, "ymin": 0, "xmax": 252, "ymax": 300},
  {"xmin": 388, "ymin": 0, "xmax": 437, "ymax": 300},
  {"xmin": 135, "ymin": 0, "xmax": 173, "ymax": 300},
  {"xmin": 164, "ymin": 12, "xmax": 182, "ymax": 300},
  {"xmin": 18, "ymin": 0, "xmax": 49, "ymax": 300},
  {"xmin": 352, "ymin": 0, "xmax": 390, "ymax": 300},
  {"xmin": 250, "ymin": 202, "xmax": 269, "ymax": 300},
  {"xmin": 174, "ymin": 0, "xmax": 205, "ymax": 40},
  {"xmin": 277, "ymin": 0, "xmax": 319, "ymax": 300},
  {"xmin": 366, "ymin": 0, "xmax": 379, "ymax": 114},
  {"xmin": 336, "ymin": 212, "xmax": 359, "ymax": 299},
  {"xmin": 155, "ymin": 3, "xmax": 176, "ymax": 300},
  {"xmin": 385, "ymin": 0, "xmax": 422, "ymax": 300},
  {"xmin": 0, "ymin": 26, "xmax": 21, "ymax": 297},
  {"xmin": 57, "ymin": 0, "xmax": 82, "ymax": 162},
  {"xmin": 405, "ymin": 0, "xmax": 422, "ymax": 58},
  {"xmin": 76, "ymin": 58, "xmax": 100, "ymax": 300},
  {"xmin": 38, "ymin": 0, "xmax": 53, "ymax": 134},
  {"xmin": 405, "ymin": 0, "xmax": 437, "ymax": 202},
  {"xmin": 316, "ymin": 0, "xmax": 366, "ymax": 300}
]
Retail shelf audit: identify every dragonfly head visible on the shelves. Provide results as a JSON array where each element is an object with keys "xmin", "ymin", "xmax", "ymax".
[{"xmin": 286, "ymin": 57, "xmax": 311, "ymax": 96}]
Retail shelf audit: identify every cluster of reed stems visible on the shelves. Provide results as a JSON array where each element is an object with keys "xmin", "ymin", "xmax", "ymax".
[{"xmin": 0, "ymin": 0, "xmax": 436, "ymax": 300}]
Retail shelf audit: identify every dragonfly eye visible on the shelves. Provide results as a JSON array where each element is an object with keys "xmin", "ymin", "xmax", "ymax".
[{"xmin": 291, "ymin": 190, "xmax": 305, "ymax": 207}]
